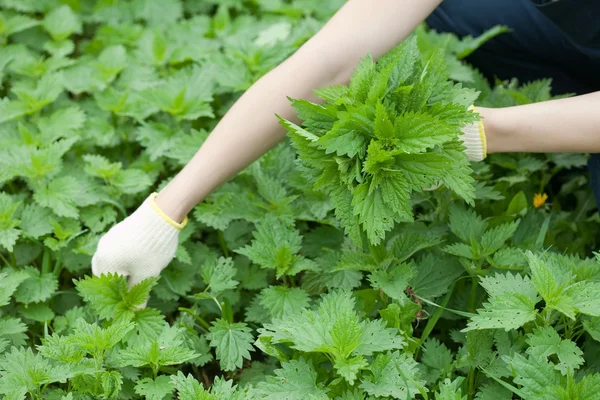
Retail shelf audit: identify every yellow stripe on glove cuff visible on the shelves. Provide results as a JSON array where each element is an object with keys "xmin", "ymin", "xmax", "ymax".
[
  {"xmin": 462, "ymin": 105, "xmax": 487, "ymax": 162},
  {"xmin": 148, "ymin": 192, "xmax": 188, "ymax": 230}
]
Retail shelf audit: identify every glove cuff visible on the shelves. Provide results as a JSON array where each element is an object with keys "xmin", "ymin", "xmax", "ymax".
[
  {"xmin": 462, "ymin": 105, "xmax": 487, "ymax": 162},
  {"xmin": 148, "ymin": 192, "xmax": 188, "ymax": 230}
]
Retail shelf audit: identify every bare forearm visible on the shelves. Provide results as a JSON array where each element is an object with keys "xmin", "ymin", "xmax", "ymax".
[
  {"xmin": 481, "ymin": 91, "xmax": 600, "ymax": 154},
  {"xmin": 156, "ymin": 0, "xmax": 441, "ymax": 221}
]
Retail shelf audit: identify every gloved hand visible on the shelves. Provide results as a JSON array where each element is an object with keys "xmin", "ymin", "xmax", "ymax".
[{"xmin": 91, "ymin": 192, "xmax": 188, "ymax": 287}]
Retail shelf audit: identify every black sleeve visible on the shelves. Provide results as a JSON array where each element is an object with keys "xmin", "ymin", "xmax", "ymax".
[{"xmin": 533, "ymin": 0, "xmax": 600, "ymax": 47}]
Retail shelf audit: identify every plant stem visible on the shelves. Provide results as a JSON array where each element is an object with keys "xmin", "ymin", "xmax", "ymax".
[
  {"xmin": 0, "ymin": 252, "xmax": 11, "ymax": 266},
  {"xmin": 178, "ymin": 307, "xmax": 211, "ymax": 331},
  {"xmin": 468, "ymin": 276, "xmax": 479, "ymax": 313},
  {"xmin": 467, "ymin": 367, "xmax": 476, "ymax": 400},
  {"xmin": 217, "ymin": 230, "xmax": 230, "ymax": 257},
  {"xmin": 41, "ymin": 248, "xmax": 51, "ymax": 275}
]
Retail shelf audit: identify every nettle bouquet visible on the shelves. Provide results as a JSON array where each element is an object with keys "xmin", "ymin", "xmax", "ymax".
[{"xmin": 281, "ymin": 37, "xmax": 479, "ymax": 245}]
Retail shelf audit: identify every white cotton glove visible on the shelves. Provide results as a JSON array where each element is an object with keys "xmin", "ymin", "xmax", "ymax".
[
  {"xmin": 424, "ymin": 105, "xmax": 487, "ymax": 191},
  {"xmin": 91, "ymin": 192, "xmax": 188, "ymax": 287}
]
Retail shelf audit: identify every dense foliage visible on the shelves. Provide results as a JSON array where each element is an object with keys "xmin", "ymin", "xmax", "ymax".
[{"xmin": 0, "ymin": 1, "xmax": 599, "ymax": 399}]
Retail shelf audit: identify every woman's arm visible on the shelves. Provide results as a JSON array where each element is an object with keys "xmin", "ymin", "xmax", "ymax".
[
  {"xmin": 480, "ymin": 91, "xmax": 600, "ymax": 154},
  {"xmin": 155, "ymin": 0, "xmax": 442, "ymax": 222}
]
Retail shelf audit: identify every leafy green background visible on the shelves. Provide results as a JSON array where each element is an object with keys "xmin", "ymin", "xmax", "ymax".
[{"xmin": 1, "ymin": 0, "xmax": 600, "ymax": 399}]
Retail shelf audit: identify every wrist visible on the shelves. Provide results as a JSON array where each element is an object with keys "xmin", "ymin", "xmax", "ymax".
[
  {"xmin": 153, "ymin": 189, "xmax": 191, "ymax": 227},
  {"xmin": 476, "ymin": 106, "xmax": 520, "ymax": 154}
]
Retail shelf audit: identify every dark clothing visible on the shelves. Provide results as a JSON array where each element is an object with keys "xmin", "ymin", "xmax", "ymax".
[{"xmin": 426, "ymin": 0, "xmax": 600, "ymax": 207}]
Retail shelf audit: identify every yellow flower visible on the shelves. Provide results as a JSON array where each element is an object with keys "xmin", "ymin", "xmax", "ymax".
[{"xmin": 533, "ymin": 193, "xmax": 548, "ymax": 208}]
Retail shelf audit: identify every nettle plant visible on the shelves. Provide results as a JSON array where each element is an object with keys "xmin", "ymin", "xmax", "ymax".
[{"xmin": 281, "ymin": 37, "xmax": 479, "ymax": 246}]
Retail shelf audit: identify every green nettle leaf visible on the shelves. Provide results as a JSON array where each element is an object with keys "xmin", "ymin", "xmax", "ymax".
[
  {"xmin": 456, "ymin": 331, "xmax": 495, "ymax": 370},
  {"xmin": 200, "ymin": 256, "xmax": 239, "ymax": 296},
  {"xmin": 42, "ymin": 5, "xmax": 82, "ymax": 41},
  {"xmin": 2, "ymin": 72, "xmax": 64, "ymax": 121},
  {"xmin": 75, "ymin": 274, "xmax": 159, "ymax": 322},
  {"xmin": 526, "ymin": 326, "xmax": 584, "ymax": 375},
  {"xmin": 436, "ymin": 377, "xmax": 467, "ymax": 400},
  {"xmin": 257, "ymin": 286, "xmax": 310, "ymax": 319},
  {"xmin": 583, "ymin": 317, "xmax": 600, "ymax": 342},
  {"xmin": 33, "ymin": 175, "xmax": 86, "ymax": 218},
  {"xmin": 92, "ymin": 45, "xmax": 128, "ymax": 83},
  {"xmin": 526, "ymin": 251, "xmax": 584, "ymax": 319},
  {"xmin": 134, "ymin": 376, "xmax": 174, "ymax": 399},
  {"xmin": 480, "ymin": 220, "xmax": 520, "ymax": 255},
  {"xmin": 19, "ymin": 204, "xmax": 54, "ymax": 239},
  {"xmin": 448, "ymin": 205, "xmax": 487, "ymax": 243},
  {"xmin": 236, "ymin": 215, "xmax": 317, "ymax": 278},
  {"xmin": 13, "ymin": 266, "xmax": 58, "ymax": 304},
  {"xmin": 207, "ymin": 319, "xmax": 254, "ymax": 372},
  {"xmin": 0, "ymin": 317, "xmax": 28, "ymax": 347},
  {"xmin": 260, "ymin": 290, "xmax": 405, "ymax": 375},
  {"xmin": 368, "ymin": 262, "xmax": 415, "ymax": 300},
  {"xmin": 68, "ymin": 320, "xmax": 135, "ymax": 361},
  {"xmin": 37, "ymin": 106, "xmax": 86, "ymax": 145},
  {"xmin": 0, "ymin": 269, "xmax": 30, "ymax": 306},
  {"xmin": 113, "ymin": 325, "xmax": 197, "ymax": 372},
  {"xmin": 474, "ymin": 383, "xmax": 512, "ymax": 400},
  {"xmin": 0, "ymin": 192, "xmax": 21, "ymax": 251},
  {"xmin": 506, "ymin": 354, "xmax": 563, "ymax": 399},
  {"xmin": 282, "ymin": 37, "xmax": 478, "ymax": 244},
  {"xmin": 255, "ymin": 358, "xmax": 329, "ymax": 400},
  {"xmin": 110, "ymin": 169, "xmax": 153, "ymax": 194},
  {"xmin": 140, "ymin": 65, "xmax": 214, "ymax": 120},
  {"xmin": 0, "ymin": 14, "xmax": 39, "ymax": 37},
  {"xmin": 409, "ymin": 253, "xmax": 463, "ymax": 299},
  {"xmin": 170, "ymin": 371, "xmax": 212, "ymax": 399},
  {"xmin": 359, "ymin": 350, "xmax": 427, "ymax": 399},
  {"xmin": 0, "ymin": 347, "xmax": 74, "ymax": 398},
  {"xmin": 83, "ymin": 154, "xmax": 122, "ymax": 180},
  {"xmin": 464, "ymin": 273, "xmax": 540, "ymax": 331},
  {"xmin": 422, "ymin": 338, "xmax": 454, "ymax": 383}
]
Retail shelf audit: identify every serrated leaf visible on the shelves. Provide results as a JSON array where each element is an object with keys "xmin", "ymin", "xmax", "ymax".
[
  {"xmin": 464, "ymin": 273, "xmax": 540, "ymax": 331},
  {"xmin": 17, "ymin": 204, "xmax": 53, "ymax": 240},
  {"xmin": 260, "ymin": 290, "xmax": 404, "ymax": 361},
  {"xmin": 200, "ymin": 256, "xmax": 238, "ymax": 297},
  {"xmin": 0, "ymin": 269, "xmax": 30, "ymax": 306},
  {"xmin": 114, "ymin": 325, "xmax": 197, "ymax": 369},
  {"xmin": 368, "ymin": 263, "xmax": 414, "ymax": 301},
  {"xmin": 83, "ymin": 154, "xmax": 122, "ymax": 180},
  {"xmin": 43, "ymin": 5, "xmax": 82, "ymax": 41},
  {"xmin": 33, "ymin": 176, "xmax": 82, "ymax": 218},
  {"xmin": 13, "ymin": 266, "xmax": 58, "ymax": 304},
  {"xmin": 422, "ymin": 338, "xmax": 454, "ymax": 383},
  {"xmin": 134, "ymin": 376, "xmax": 173, "ymax": 400},
  {"xmin": 410, "ymin": 254, "xmax": 463, "ymax": 298},
  {"xmin": 18, "ymin": 302, "xmax": 55, "ymax": 322},
  {"xmin": 140, "ymin": 65, "xmax": 213, "ymax": 120},
  {"xmin": 110, "ymin": 169, "xmax": 152, "ymax": 194},
  {"xmin": 236, "ymin": 215, "xmax": 315, "ymax": 278},
  {"xmin": 0, "ymin": 347, "xmax": 74, "ymax": 398},
  {"xmin": 208, "ymin": 319, "xmax": 254, "ymax": 372},
  {"xmin": 526, "ymin": 326, "xmax": 584, "ymax": 375},
  {"xmin": 170, "ymin": 371, "xmax": 211, "ymax": 399},
  {"xmin": 75, "ymin": 274, "xmax": 158, "ymax": 322},
  {"xmin": 257, "ymin": 286, "xmax": 310, "ymax": 319},
  {"xmin": 255, "ymin": 358, "xmax": 329, "ymax": 400},
  {"xmin": 0, "ymin": 317, "xmax": 28, "ymax": 347},
  {"xmin": 359, "ymin": 351, "xmax": 426, "ymax": 399},
  {"xmin": 448, "ymin": 205, "xmax": 487, "ymax": 243},
  {"xmin": 480, "ymin": 220, "xmax": 519, "ymax": 255}
]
